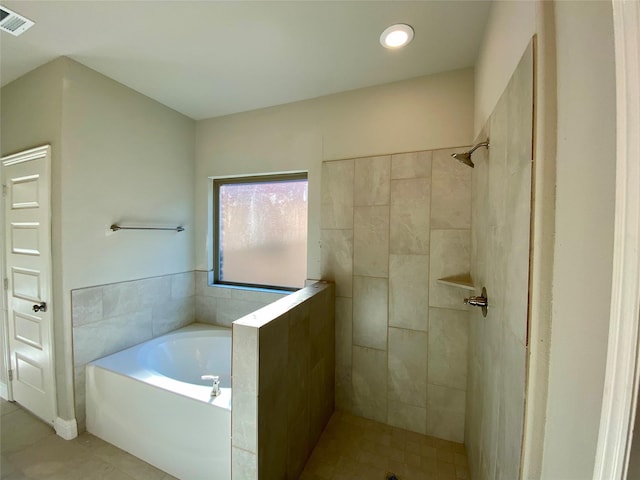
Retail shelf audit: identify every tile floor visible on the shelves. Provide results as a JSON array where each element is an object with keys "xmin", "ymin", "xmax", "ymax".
[
  {"xmin": 2, "ymin": 399, "xmax": 469, "ymax": 480},
  {"xmin": 1, "ymin": 400, "xmax": 177, "ymax": 480},
  {"xmin": 300, "ymin": 411, "xmax": 469, "ymax": 480}
]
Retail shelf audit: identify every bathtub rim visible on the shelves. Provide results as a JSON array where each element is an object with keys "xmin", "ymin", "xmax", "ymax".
[{"xmin": 86, "ymin": 322, "xmax": 232, "ymax": 410}]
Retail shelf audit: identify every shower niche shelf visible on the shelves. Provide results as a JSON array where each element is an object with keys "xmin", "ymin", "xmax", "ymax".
[{"xmin": 436, "ymin": 273, "xmax": 475, "ymax": 291}]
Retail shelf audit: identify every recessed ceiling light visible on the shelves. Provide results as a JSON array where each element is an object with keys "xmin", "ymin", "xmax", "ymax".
[{"xmin": 380, "ymin": 24, "xmax": 414, "ymax": 49}]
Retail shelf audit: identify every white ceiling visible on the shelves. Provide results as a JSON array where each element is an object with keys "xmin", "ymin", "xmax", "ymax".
[{"xmin": 0, "ymin": 1, "xmax": 492, "ymax": 120}]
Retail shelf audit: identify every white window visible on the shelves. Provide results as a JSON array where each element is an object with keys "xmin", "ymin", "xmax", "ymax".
[{"xmin": 212, "ymin": 173, "xmax": 308, "ymax": 290}]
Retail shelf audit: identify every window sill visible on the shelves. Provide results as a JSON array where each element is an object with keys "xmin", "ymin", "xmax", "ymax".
[{"xmin": 206, "ymin": 282, "xmax": 295, "ymax": 296}]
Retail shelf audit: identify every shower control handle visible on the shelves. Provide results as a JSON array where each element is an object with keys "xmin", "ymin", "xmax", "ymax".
[
  {"xmin": 464, "ymin": 296, "xmax": 487, "ymax": 307},
  {"xmin": 464, "ymin": 287, "xmax": 488, "ymax": 317}
]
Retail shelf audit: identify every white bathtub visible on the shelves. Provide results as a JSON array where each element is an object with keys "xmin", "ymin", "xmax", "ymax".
[{"xmin": 85, "ymin": 324, "xmax": 231, "ymax": 480}]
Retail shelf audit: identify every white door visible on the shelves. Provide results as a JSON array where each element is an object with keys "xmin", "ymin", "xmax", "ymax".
[{"xmin": 2, "ymin": 145, "xmax": 56, "ymax": 424}]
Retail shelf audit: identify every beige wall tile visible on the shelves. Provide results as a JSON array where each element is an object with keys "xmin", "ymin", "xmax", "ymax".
[
  {"xmin": 428, "ymin": 230, "xmax": 470, "ymax": 310},
  {"xmin": 390, "ymin": 178, "xmax": 430, "ymax": 255},
  {"xmin": 496, "ymin": 332, "xmax": 526, "ymax": 480},
  {"xmin": 170, "ymin": 271, "xmax": 195, "ymax": 299},
  {"xmin": 232, "ymin": 324, "xmax": 258, "ymax": 395},
  {"xmin": 354, "ymin": 156, "xmax": 391, "ymax": 206},
  {"xmin": 479, "ymin": 368, "xmax": 500, "ymax": 480},
  {"xmin": 353, "ymin": 276, "xmax": 388, "ymax": 351},
  {"xmin": 488, "ymin": 100, "xmax": 508, "ymax": 229},
  {"xmin": 309, "ymin": 358, "xmax": 333, "ymax": 445},
  {"xmin": 229, "ymin": 286, "xmax": 286, "ymax": 304},
  {"xmin": 73, "ymin": 310, "xmax": 153, "ymax": 368},
  {"xmin": 288, "ymin": 402, "xmax": 311, "ymax": 479},
  {"xmin": 194, "ymin": 270, "xmax": 210, "ymax": 296},
  {"xmin": 388, "ymin": 401, "xmax": 427, "ymax": 435},
  {"xmin": 464, "ymin": 357, "xmax": 482, "ymax": 463},
  {"xmin": 353, "ymin": 206, "xmax": 389, "ymax": 277},
  {"xmin": 320, "ymin": 229, "xmax": 353, "ymax": 297},
  {"xmin": 232, "ymin": 447, "xmax": 257, "ymax": 480},
  {"xmin": 151, "ymin": 297, "xmax": 194, "ymax": 336},
  {"xmin": 288, "ymin": 304, "xmax": 310, "ymax": 420},
  {"xmin": 258, "ymin": 316, "xmax": 288, "ymax": 394},
  {"xmin": 470, "ymin": 149, "xmax": 489, "ymax": 290},
  {"xmin": 504, "ymin": 163, "xmax": 532, "ymax": 345},
  {"xmin": 232, "ymin": 390, "xmax": 258, "ymax": 453},
  {"xmin": 102, "ymin": 276, "xmax": 171, "ymax": 318},
  {"xmin": 388, "ymin": 327, "xmax": 427, "ymax": 407},
  {"xmin": 486, "ymin": 225, "xmax": 506, "ymax": 316},
  {"xmin": 431, "ymin": 148, "xmax": 472, "ymax": 229},
  {"xmin": 335, "ymin": 297, "xmax": 353, "ymax": 371},
  {"xmin": 195, "ymin": 295, "xmax": 217, "ymax": 324},
  {"xmin": 226, "ymin": 300, "xmax": 268, "ymax": 328},
  {"xmin": 309, "ymin": 288, "xmax": 334, "ymax": 369},
  {"xmin": 389, "ymin": 254, "xmax": 429, "ymax": 331},
  {"xmin": 322, "ymin": 159, "xmax": 354, "ymax": 229},
  {"xmin": 391, "ymin": 151, "xmax": 432, "ymax": 179},
  {"xmin": 336, "ymin": 367, "xmax": 354, "ymax": 412},
  {"xmin": 428, "ymin": 308, "xmax": 469, "ymax": 390},
  {"xmin": 72, "ymin": 287, "xmax": 103, "ymax": 327},
  {"xmin": 465, "ymin": 42, "xmax": 533, "ymax": 480},
  {"xmin": 506, "ymin": 44, "xmax": 534, "ymax": 176},
  {"xmin": 258, "ymin": 382, "xmax": 288, "ymax": 480},
  {"xmin": 352, "ymin": 346, "xmax": 387, "ymax": 424},
  {"xmin": 427, "ymin": 384, "xmax": 466, "ymax": 443}
]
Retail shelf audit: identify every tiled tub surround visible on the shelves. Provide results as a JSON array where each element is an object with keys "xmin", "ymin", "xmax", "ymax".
[
  {"xmin": 72, "ymin": 270, "xmax": 286, "ymax": 431},
  {"xmin": 232, "ymin": 281, "xmax": 335, "ymax": 480},
  {"xmin": 72, "ymin": 271, "xmax": 196, "ymax": 431},
  {"xmin": 195, "ymin": 270, "xmax": 287, "ymax": 327},
  {"xmin": 321, "ymin": 149, "xmax": 471, "ymax": 442},
  {"xmin": 466, "ymin": 44, "xmax": 533, "ymax": 480}
]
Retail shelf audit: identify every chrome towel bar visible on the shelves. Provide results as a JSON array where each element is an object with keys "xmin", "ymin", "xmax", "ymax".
[{"xmin": 110, "ymin": 224, "xmax": 184, "ymax": 232}]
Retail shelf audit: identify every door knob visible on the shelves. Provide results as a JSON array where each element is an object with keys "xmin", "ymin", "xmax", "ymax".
[{"xmin": 32, "ymin": 302, "xmax": 47, "ymax": 313}]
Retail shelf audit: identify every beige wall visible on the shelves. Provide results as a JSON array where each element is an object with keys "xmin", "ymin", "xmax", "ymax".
[
  {"xmin": 60, "ymin": 59, "xmax": 196, "ymax": 290},
  {"xmin": 629, "ymin": 408, "xmax": 640, "ymax": 479},
  {"xmin": 474, "ymin": 0, "xmax": 537, "ymax": 135},
  {"xmin": 1, "ymin": 58, "xmax": 196, "ymax": 422},
  {"xmin": 543, "ymin": 2, "xmax": 616, "ymax": 478},
  {"xmin": 195, "ymin": 68, "xmax": 475, "ymax": 281},
  {"xmin": 59, "ymin": 59, "xmax": 195, "ymax": 419},
  {"xmin": 1, "ymin": 58, "xmax": 67, "ymax": 409},
  {"xmin": 475, "ymin": 1, "xmax": 616, "ymax": 478}
]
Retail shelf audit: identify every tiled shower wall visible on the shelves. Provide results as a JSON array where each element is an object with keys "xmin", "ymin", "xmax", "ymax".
[
  {"xmin": 72, "ymin": 270, "xmax": 285, "ymax": 430},
  {"xmin": 466, "ymin": 43, "xmax": 533, "ymax": 480},
  {"xmin": 321, "ymin": 148, "xmax": 472, "ymax": 442}
]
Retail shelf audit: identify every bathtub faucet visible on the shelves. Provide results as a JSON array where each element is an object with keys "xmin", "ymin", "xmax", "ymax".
[{"xmin": 201, "ymin": 375, "xmax": 221, "ymax": 397}]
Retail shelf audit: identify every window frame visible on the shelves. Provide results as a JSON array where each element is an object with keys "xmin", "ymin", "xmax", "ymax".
[{"xmin": 210, "ymin": 171, "xmax": 308, "ymax": 292}]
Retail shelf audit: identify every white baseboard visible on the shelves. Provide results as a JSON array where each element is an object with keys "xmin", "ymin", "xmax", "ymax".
[
  {"xmin": 0, "ymin": 381, "xmax": 7, "ymax": 400},
  {"xmin": 54, "ymin": 417, "xmax": 78, "ymax": 440}
]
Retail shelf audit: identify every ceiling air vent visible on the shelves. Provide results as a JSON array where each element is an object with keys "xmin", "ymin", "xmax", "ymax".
[{"xmin": 0, "ymin": 5, "xmax": 34, "ymax": 36}]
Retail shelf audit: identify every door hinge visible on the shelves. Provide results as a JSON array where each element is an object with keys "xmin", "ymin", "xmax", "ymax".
[
  {"xmin": 2, "ymin": 184, "xmax": 6, "ymax": 197},
  {"xmin": 8, "ymin": 369, "xmax": 13, "ymax": 381},
  {"xmin": 3, "ymin": 278, "xmax": 7, "ymax": 291}
]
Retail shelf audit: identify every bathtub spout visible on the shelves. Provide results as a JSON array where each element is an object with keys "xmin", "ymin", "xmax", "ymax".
[{"xmin": 201, "ymin": 375, "xmax": 221, "ymax": 397}]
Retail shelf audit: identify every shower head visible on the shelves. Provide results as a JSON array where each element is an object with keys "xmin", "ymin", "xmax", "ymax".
[
  {"xmin": 451, "ymin": 151, "xmax": 475, "ymax": 168},
  {"xmin": 451, "ymin": 141, "xmax": 490, "ymax": 168}
]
